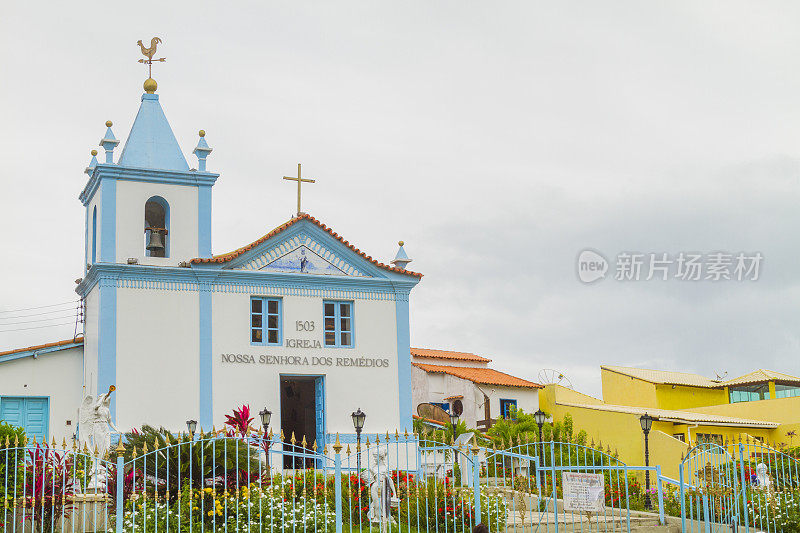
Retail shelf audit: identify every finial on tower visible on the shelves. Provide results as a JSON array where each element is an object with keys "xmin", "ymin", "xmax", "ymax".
[
  {"xmin": 86, "ymin": 149, "xmax": 99, "ymax": 175},
  {"xmin": 99, "ymin": 121, "xmax": 119, "ymax": 164},
  {"xmin": 143, "ymin": 78, "xmax": 158, "ymax": 94},
  {"xmin": 193, "ymin": 130, "xmax": 213, "ymax": 172},
  {"xmin": 391, "ymin": 241, "xmax": 412, "ymax": 270}
]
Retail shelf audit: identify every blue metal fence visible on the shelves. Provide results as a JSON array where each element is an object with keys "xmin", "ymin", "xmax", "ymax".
[
  {"xmin": 672, "ymin": 438, "xmax": 800, "ymax": 532},
  {"xmin": 14, "ymin": 432, "xmax": 800, "ymax": 532}
]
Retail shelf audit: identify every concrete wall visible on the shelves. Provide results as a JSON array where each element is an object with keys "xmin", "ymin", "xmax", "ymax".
[
  {"xmin": 601, "ymin": 369, "xmax": 658, "ymax": 407},
  {"xmin": 654, "ymin": 384, "xmax": 728, "ymax": 410},
  {"xmin": 115, "ymin": 287, "xmax": 199, "ymax": 432},
  {"xmin": 411, "ymin": 368, "xmax": 483, "ymax": 427},
  {"xmin": 488, "ymin": 385, "xmax": 539, "ymax": 417},
  {"xmin": 211, "ymin": 292, "xmax": 400, "ymax": 436},
  {"xmin": 115, "ymin": 180, "xmax": 199, "ymax": 265},
  {"xmin": 687, "ymin": 395, "xmax": 800, "ymax": 424},
  {"xmin": 0, "ymin": 347, "xmax": 83, "ymax": 443}
]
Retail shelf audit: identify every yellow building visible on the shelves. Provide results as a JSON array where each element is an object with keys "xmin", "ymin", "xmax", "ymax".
[{"xmin": 539, "ymin": 366, "xmax": 800, "ymax": 478}]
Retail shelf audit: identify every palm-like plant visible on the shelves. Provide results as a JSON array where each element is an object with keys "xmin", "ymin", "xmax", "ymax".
[
  {"xmin": 121, "ymin": 425, "xmax": 259, "ymax": 499},
  {"xmin": 224, "ymin": 405, "xmax": 254, "ymax": 437}
]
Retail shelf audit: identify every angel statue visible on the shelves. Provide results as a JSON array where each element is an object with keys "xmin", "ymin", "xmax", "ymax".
[
  {"xmin": 755, "ymin": 462, "xmax": 772, "ymax": 493},
  {"xmin": 79, "ymin": 385, "xmax": 118, "ymax": 490},
  {"xmin": 365, "ymin": 447, "xmax": 398, "ymax": 525}
]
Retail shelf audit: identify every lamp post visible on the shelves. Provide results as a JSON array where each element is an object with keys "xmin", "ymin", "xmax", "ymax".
[
  {"xmin": 352, "ymin": 408, "xmax": 366, "ymax": 474},
  {"xmin": 534, "ymin": 409, "xmax": 546, "ymax": 482},
  {"xmin": 186, "ymin": 419, "xmax": 197, "ymax": 440},
  {"xmin": 639, "ymin": 413, "xmax": 654, "ymax": 510},
  {"xmin": 449, "ymin": 411, "xmax": 460, "ymax": 437},
  {"xmin": 259, "ymin": 408, "xmax": 272, "ymax": 469}
]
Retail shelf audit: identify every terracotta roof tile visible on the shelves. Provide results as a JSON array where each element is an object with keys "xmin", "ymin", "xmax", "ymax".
[
  {"xmin": 412, "ymin": 414, "xmax": 446, "ymax": 427},
  {"xmin": 413, "ymin": 362, "xmax": 542, "ymax": 389},
  {"xmin": 190, "ymin": 213, "xmax": 422, "ymax": 278},
  {"xmin": 411, "ymin": 348, "xmax": 491, "ymax": 363},
  {"xmin": 0, "ymin": 337, "xmax": 84, "ymax": 358}
]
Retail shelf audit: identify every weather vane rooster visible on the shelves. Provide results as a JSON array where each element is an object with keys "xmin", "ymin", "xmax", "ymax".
[{"xmin": 137, "ymin": 37, "xmax": 165, "ymax": 79}]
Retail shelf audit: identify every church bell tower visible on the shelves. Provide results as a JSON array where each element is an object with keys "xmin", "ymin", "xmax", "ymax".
[{"xmin": 80, "ymin": 70, "xmax": 218, "ymax": 269}]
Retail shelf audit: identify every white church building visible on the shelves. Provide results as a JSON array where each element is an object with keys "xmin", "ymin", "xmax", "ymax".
[{"xmin": 0, "ymin": 79, "xmax": 423, "ymax": 447}]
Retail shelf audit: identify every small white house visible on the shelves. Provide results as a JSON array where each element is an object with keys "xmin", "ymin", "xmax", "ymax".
[{"xmin": 410, "ymin": 348, "xmax": 542, "ymax": 431}]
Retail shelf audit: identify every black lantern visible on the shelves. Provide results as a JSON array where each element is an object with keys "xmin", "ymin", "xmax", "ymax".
[
  {"xmin": 351, "ymin": 408, "xmax": 366, "ymax": 432},
  {"xmin": 186, "ymin": 419, "xmax": 197, "ymax": 439},
  {"xmin": 352, "ymin": 408, "xmax": 366, "ymax": 474},
  {"xmin": 533, "ymin": 409, "xmax": 546, "ymax": 483},
  {"xmin": 639, "ymin": 413, "xmax": 654, "ymax": 509},
  {"xmin": 449, "ymin": 411, "xmax": 460, "ymax": 434},
  {"xmin": 639, "ymin": 413, "xmax": 653, "ymax": 434},
  {"xmin": 259, "ymin": 408, "xmax": 272, "ymax": 431},
  {"xmin": 259, "ymin": 408, "xmax": 273, "ymax": 469}
]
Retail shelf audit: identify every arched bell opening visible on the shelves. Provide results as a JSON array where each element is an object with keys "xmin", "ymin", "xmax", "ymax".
[{"xmin": 144, "ymin": 196, "xmax": 170, "ymax": 258}]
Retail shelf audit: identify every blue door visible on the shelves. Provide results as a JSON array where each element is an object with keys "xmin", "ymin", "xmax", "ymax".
[
  {"xmin": 0, "ymin": 397, "xmax": 49, "ymax": 442},
  {"xmin": 314, "ymin": 376, "xmax": 325, "ymax": 463}
]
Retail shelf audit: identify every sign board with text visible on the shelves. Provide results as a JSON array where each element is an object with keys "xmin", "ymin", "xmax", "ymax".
[{"xmin": 562, "ymin": 472, "xmax": 605, "ymax": 513}]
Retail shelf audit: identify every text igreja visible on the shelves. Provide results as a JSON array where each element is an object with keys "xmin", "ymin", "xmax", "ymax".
[{"xmin": 220, "ymin": 353, "xmax": 391, "ymax": 368}]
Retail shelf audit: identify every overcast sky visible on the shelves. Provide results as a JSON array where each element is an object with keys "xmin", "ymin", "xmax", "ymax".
[{"xmin": 2, "ymin": 1, "xmax": 800, "ymax": 397}]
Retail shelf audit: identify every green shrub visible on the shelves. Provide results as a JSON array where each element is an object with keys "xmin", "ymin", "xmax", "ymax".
[{"xmin": 121, "ymin": 425, "xmax": 259, "ymax": 500}]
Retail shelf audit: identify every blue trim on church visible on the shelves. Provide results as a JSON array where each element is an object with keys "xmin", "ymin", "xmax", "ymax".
[
  {"xmin": 198, "ymin": 285, "xmax": 213, "ymax": 429},
  {"xmin": 395, "ymin": 294, "xmax": 412, "ymax": 431},
  {"xmin": 97, "ymin": 278, "xmax": 117, "ymax": 420}
]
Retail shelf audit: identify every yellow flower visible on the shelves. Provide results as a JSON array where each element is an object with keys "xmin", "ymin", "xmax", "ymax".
[{"xmin": 207, "ymin": 510, "xmax": 214, "ymax": 516}]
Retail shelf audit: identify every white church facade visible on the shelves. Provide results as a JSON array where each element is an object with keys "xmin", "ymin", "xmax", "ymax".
[{"xmin": 0, "ymin": 80, "xmax": 422, "ymax": 446}]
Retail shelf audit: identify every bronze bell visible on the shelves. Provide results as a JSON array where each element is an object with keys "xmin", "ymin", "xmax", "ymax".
[{"xmin": 146, "ymin": 229, "xmax": 165, "ymax": 252}]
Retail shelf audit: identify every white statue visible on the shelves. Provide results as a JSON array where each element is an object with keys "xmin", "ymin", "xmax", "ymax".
[
  {"xmin": 79, "ymin": 385, "xmax": 118, "ymax": 491},
  {"xmin": 365, "ymin": 447, "xmax": 398, "ymax": 524},
  {"xmin": 755, "ymin": 463, "xmax": 771, "ymax": 492}
]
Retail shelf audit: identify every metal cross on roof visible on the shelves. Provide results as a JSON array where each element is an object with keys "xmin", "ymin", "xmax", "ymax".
[{"xmin": 283, "ymin": 163, "xmax": 316, "ymax": 216}]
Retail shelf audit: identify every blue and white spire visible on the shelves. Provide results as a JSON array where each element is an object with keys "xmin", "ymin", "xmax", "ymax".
[
  {"xmin": 85, "ymin": 149, "xmax": 98, "ymax": 175},
  {"xmin": 193, "ymin": 130, "xmax": 212, "ymax": 172},
  {"xmin": 391, "ymin": 241, "xmax": 412, "ymax": 270},
  {"xmin": 117, "ymin": 90, "xmax": 189, "ymax": 171},
  {"xmin": 99, "ymin": 121, "xmax": 119, "ymax": 164}
]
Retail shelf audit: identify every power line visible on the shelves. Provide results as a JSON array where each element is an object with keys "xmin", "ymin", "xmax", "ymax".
[
  {"xmin": 0, "ymin": 314, "xmax": 80, "ymax": 325},
  {"xmin": 0, "ymin": 322, "xmax": 76, "ymax": 333},
  {"xmin": 0, "ymin": 301, "xmax": 80, "ymax": 315},
  {"xmin": 0, "ymin": 307, "xmax": 81, "ymax": 319}
]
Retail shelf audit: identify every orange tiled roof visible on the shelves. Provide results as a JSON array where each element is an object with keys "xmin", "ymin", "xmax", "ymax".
[
  {"xmin": 190, "ymin": 213, "xmax": 422, "ymax": 278},
  {"xmin": 413, "ymin": 362, "xmax": 542, "ymax": 389},
  {"xmin": 0, "ymin": 337, "xmax": 84, "ymax": 358},
  {"xmin": 411, "ymin": 347, "xmax": 491, "ymax": 363},
  {"xmin": 412, "ymin": 414, "xmax": 446, "ymax": 426}
]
